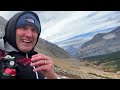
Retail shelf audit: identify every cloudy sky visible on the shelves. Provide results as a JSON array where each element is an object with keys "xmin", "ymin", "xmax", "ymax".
[{"xmin": 0, "ymin": 11, "xmax": 120, "ymax": 48}]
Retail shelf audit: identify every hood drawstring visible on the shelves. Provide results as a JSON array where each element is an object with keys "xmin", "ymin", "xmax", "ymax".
[{"xmin": 26, "ymin": 53, "xmax": 39, "ymax": 79}]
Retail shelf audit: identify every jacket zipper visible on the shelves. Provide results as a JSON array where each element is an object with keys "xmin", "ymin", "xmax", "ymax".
[{"xmin": 26, "ymin": 53, "xmax": 39, "ymax": 79}]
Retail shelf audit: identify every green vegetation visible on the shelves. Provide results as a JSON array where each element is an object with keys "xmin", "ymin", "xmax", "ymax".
[
  {"xmin": 83, "ymin": 51, "xmax": 120, "ymax": 72},
  {"xmin": 88, "ymin": 72, "xmax": 113, "ymax": 79}
]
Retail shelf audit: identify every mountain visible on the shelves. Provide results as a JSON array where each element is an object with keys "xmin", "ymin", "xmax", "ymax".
[
  {"xmin": 0, "ymin": 16, "xmax": 7, "ymax": 26},
  {"xmin": 56, "ymin": 37, "xmax": 89, "ymax": 57},
  {"xmin": 76, "ymin": 26, "xmax": 120, "ymax": 59},
  {"xmin": 35, "ymin": 38, "xmax": 71, "ymax": 58},
  {"xmin": 0, "ymin": 16, "xmax": 7, "ymax": 32},
  {"xmin": 57, "ymin": 27, "xmax": 115, "ymax": 57},
  {"xmin": 65, "ymin": 46, "xmax": 78, "ymax": 57}
]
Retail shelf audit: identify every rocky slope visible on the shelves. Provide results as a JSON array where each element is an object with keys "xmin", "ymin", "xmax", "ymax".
[
  {"xmin": 0, "ymin": 16, "xmax": 7, "ymax": 33},
  {"xmin": 76, "ymin": 26, "xmax": 120, "ymax": 59},
  {"xmin": 35, "ymin": 38, "xmax": 71, "ymax": 58}
]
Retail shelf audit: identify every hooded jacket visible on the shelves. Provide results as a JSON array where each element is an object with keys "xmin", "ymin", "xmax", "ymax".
[{"xmin": 0, "ymin": 11, "xmax": 45, "ymax": 79}]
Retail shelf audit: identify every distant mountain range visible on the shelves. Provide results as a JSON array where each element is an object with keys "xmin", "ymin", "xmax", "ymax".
[
  {"xmin": 76, "ymin": 26, "xmax": 120, "ymax": 59},
  {"xmin": 58, "ymin": 27, "xmax": 116, "ymax": 57}
]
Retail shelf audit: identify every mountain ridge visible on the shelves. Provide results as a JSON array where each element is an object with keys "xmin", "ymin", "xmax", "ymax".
[{"xmin": 76, "ymin": 26, "xmax": 120, "ymax": 59}]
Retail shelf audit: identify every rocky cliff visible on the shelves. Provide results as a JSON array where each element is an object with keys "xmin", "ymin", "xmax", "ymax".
[{"xmin": 77, "ymin": 26, "xmax": 120, "ymax": 59}]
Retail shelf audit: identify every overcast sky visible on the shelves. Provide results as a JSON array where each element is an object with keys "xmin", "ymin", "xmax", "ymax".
[{"xmin": 0, "ymin": 11, "xmax": 120, "ymax": 45}]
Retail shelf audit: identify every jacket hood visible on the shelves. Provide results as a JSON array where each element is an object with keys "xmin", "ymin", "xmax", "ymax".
[
  {"xmin": 0, "ymin": 38, "xmax": 18, "ymax": 53},
  {"xmin": 4, "ymin": 11, "xmax": 41, "ymax": 53}
]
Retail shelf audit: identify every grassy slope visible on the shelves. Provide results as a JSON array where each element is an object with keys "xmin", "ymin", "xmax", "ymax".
[
  {"xmin": 53, "ymin": 57, "xmax": 120, "ymax": 79},
  {"xmin": 83, "ymin": 51, "xmax": 120, "ymax": 72}
]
